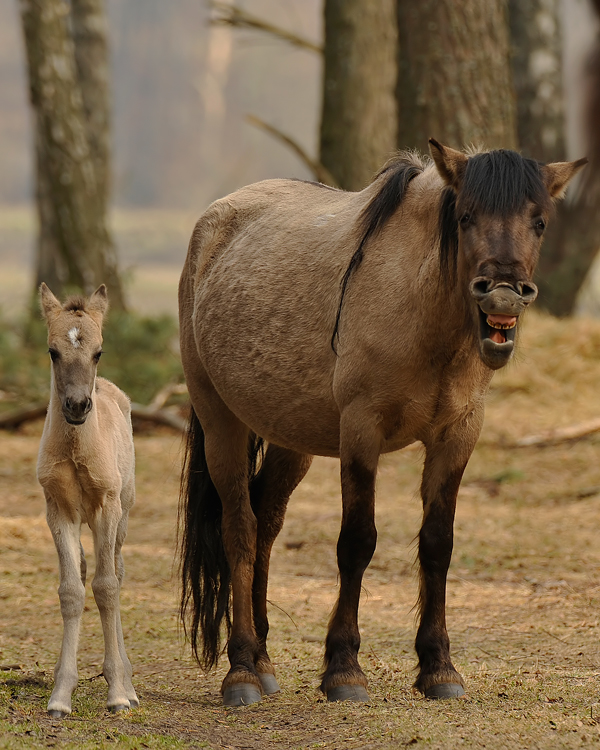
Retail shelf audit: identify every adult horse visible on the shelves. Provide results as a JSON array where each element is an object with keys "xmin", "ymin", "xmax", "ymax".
[{"xmin": 178, "ymin": 140, "xmax": 586, "ymax": 706}]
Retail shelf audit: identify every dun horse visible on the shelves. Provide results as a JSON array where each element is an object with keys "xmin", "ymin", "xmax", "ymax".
[
  {"xmin": 178, "ymin": 140, "xmax": 586, "ymax": 706},
  {"xmin": 37, "ymin": 283, "xmax": 138, "ymax": 717}
]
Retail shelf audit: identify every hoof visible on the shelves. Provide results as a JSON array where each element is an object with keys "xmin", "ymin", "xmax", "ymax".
[
  {"xmin": 108, "ymin": 702, "xmax": 131, "ymax": 714},
  {"xmin": 327, "ymin": 685, "xmax": 370, "ymax": 703},
  {"xmin": 425, "ymin": 683, "xmax": 465, "ymax": 700},
  {"xmin": 128, "ymin": 697, "xmax": 140, "ymax": 709},
  {"xmin": 258, "ymin": 673, "xmax": 280, "ymax": 695},
  {"xmin": 223, "ymin": 683, "xmax": 262, "ymax": 707},
  {"xmin": 48, "ymin": 709, "xmax": 69, "ymax": 719}
]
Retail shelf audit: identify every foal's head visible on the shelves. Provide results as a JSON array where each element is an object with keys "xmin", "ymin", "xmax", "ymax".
[
  {"xmin": 40, "ymin": 283, "xmax": 108, "ymax": 425},
  {"xmin": 430, "ymin": 139, "xmax": 587, "ymax": 369}
]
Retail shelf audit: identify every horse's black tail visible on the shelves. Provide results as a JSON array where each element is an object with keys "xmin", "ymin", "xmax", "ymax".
[{"xmin": 178, "ymin": 404, "xmax": 264, "ymax": 670}]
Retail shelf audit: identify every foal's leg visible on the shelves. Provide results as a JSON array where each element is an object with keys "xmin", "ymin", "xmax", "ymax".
[
  {"xmin": 250, "ymin": 445, "xmax": 313, "ymax": 694},
  {"xmin": 90, "ymin": 497, "xmax": 131, "ymax": 713},
  {"xmin": 113, "ymin": 507, "xmax": 138, "ymax": 708},
  {"xmin": 320, "ymin": 410, "xmax": 380, "ymax": 702},
  {"xmin": 46, "ymin": 497, "xmax": 85, "ymax": 718},
  {"xmin": 413, "ymin": 434, "xmax": 476, "ymax": 699},
  {"xmin": 203, "ymin": 415, "xmax": 262, "ymax": 706}
]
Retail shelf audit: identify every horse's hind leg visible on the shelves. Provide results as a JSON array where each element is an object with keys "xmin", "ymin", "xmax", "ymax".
[
  {"xmin": 45, "ymin": 498, "xmax": 85, "ymax": 718},
  {"xmin": 250, "ymin": 445, "xmax": 313, "ymax": 694},
  {"xmin": 413, "ymin": 435, "xmax": 474, "ymax": 699},
  {"xmin": 90, "ymin": 497, "xmax": 131, "ymax": 713}
]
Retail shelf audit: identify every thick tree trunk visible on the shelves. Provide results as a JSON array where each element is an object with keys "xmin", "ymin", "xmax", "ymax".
[
  {"xmin": 19, "ymin": 0, "xmax": 125, "ymax": 308},
  {"xmin": 396, "ymin": 0, "xmax": 517, "ymax": 152},
  {"xmin": 319, "ymin": 0, "xmax": 398, "ymax": 191},
  {"xmin": 509, "ymin": 0, "xmax": 600, "ymax": 315}
]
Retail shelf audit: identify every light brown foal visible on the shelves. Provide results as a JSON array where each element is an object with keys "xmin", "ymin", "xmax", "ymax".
[{"xmin": 37, "ymin": 283, "xmax": 138, "ymax": 717}]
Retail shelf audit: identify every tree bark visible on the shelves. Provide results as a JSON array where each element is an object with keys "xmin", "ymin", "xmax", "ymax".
[
  {"xmin": 509, "ymin": 0, "xmax": 600, "ymax": 315},
  {"xmin": 396, "ymin": 0, "xmax": 517, "ymax": 152},
  {"xmin": 320, "ymin": 0, "xmax": 398, "ymax": 191},
  {"xmin": 19, "ymin": 0, "xmax": 125, "ymax": 308}
]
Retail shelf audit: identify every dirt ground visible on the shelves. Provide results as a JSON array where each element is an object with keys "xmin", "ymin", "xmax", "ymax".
[{"xmin": 4, "ymin": 312, "xmax": 600, "ymax": 749}]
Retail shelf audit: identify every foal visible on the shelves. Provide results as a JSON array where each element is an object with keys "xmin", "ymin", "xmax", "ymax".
[{"xmin": 37, "ymin": 283, "xmax": 138, "ymax": 717}]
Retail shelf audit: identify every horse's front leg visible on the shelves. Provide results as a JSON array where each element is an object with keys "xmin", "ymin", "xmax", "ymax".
[
  {"xmin": 320, "ymin": 410, "xmax": 380, "ymax": 702},
  {"xmin": 113, "ymin": 504, "xmax": 138, "ymax": 708},
  {"xmin": 45, "ymin": 497, "xmax": 85, "ymax": 718},
  {"xmin": 90, "ymin": 496, "xmax": 131, "ymax": 713},
  {"xmin": 414, "ymin": 428, "xmax": 479, "ymax": 699}
]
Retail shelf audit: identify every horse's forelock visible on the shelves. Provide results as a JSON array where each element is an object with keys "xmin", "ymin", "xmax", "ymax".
[
  {"xmin": 457, "ymin": 150, "xmax": 551, "ymax": 216},
  {"xmin": 62, "ymin": 296, "xmax": 89, "ymax": 314}
]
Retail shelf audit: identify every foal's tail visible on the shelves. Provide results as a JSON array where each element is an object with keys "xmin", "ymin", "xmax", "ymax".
[{"xmin": 178, "ymin": 405, "xmax": 264, "ymax": 670}]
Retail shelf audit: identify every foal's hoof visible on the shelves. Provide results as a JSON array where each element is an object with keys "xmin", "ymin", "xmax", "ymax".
[
  {"xmin": 425, "ymin": 683, "xmax": 465, "ymax": 700},
  {"xmin": 108, "ymin": 702, "xmax": 131, "ymax": 714},
  {"xmin": 258, "ymin": 673, "xmax": 280, "ymax": 695},
  {"xmin": 48, "ymin": 709, "xmax": 69, "ymax": 719},
  {"xmin": 327, "ymin": 685, "xmax": 370, "ymax": 703},
  {"xmin": 223, "ymin": 683, "xmax": 262, "ymax": 707}
]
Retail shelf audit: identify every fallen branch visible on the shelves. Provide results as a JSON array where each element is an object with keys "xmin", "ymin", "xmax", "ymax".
[
  {"xmin": 0, "ymin": 403, "xmax": 47, "ymax": 429},
  {"xmin": 210, "ymin": 1, "xmax": 322, "ymax": 54},
  {"xmin": 509, "ymin": 417, "xmax": 600, "ymax": 448},
  {"xmin": 246, "ymin": 114, "xmax": 338, "ymax": 187}
]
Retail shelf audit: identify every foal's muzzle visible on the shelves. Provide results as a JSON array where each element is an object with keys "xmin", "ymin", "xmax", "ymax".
[
  {"xmin": 469, "ymin": 277, "xmax": 538, "ymax": 370},
  {"xmin": 63, "ymin": 396, "xmax": 93, "ymax": 425}
]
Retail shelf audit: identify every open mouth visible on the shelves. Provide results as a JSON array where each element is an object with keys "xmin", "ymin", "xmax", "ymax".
[{"xmin": 479, "ymin": 311, "xmax": 518, "ymax": 346}]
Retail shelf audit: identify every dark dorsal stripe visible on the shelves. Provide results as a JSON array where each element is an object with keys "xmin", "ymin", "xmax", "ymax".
[{"xmin": 331, "ymin": 155, "xmax": 425, "ymax": 351}]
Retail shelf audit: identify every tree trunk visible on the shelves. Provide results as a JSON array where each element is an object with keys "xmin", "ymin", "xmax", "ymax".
[
  {"xmin": 396, "ymin": 0, "xmax": 517, "ymax": 152},
  {"xmin": 319, "ymin": 0, "xmax": 398, "ymax": 191},
  {"xmin": 19, "ymin": 0, "xmax": 125, "ymax": 308},
  {"xmin": 509, "ymin": 0, "xmax": 600, "ymax": 315}
]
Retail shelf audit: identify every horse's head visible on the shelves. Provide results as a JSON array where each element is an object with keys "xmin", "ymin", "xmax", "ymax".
[
  {"xmin": 430, "ymin": 139, "xmax": 587, "ymax": 370},
  {"xmin": 40, "ymin": 283, "xmax": 108, "ymax": 425}
]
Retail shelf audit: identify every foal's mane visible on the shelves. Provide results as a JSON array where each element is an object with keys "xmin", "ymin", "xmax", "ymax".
[
  {"xmin": 439, "ymin": 149, "xmax": 551, "ymax": 282},
  {"xmin": 62, "ymin": 296, "xmax": 89, "ymax": 313},
  {"xmin": 331, "ymin": 151, "xmax": 426, "ymax": 350}
]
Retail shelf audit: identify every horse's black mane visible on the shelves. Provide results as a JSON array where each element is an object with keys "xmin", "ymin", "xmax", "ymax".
[
  {"xmin": 439, "ymin": 149, "xmax": 551, "ymax": 282},
  {"xmin": 332, "ymin": 149, "xmax": 552, "ymax": 351},
  {"xmin": 331, "ymin": 153, "xmax": 424, "ymax": 350},
  {"xmin": 63, "ymin": 296, "xmax": 88, "ymax": 313}
]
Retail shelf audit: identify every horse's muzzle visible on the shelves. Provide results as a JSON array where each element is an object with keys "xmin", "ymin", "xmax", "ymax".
[
  {"xmin": 63, "ymin": 396, "xmax": 93, "ymax": 425},
  {"xmin": 469, "ymin": 278, "xmax": 538, "ymax": 370}
]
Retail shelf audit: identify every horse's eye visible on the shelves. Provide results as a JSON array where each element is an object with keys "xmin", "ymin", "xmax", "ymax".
[
  {"xmin": 459, "ymin": 213, "xmax": 472, "ymax": 229},
  {"xmin": 534, "ymin": 218, "xmax": 546, "ymax": 236},
  {"xmin": 93, "ymin": 350, "xmax": 103, "ymax": 363},
  {"xmin": 48, "ymin": 348, "xmax": 59, "ymax": 362}
]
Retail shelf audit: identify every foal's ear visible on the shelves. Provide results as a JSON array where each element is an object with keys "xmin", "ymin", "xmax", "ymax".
[
  {"xmin": 88, "ymin": 284, "xmax": 109, "ymax": 317},
  {"xmin": 541, "ymin": 157, "xmax": 588, "ymax": 199},
  {"xmin": 429, "ymin": 138, "xmax": 468, "ymax": 190},
  {"xmin": 39, "ymin": 282, "xmax": 62, "ymax": 320}
]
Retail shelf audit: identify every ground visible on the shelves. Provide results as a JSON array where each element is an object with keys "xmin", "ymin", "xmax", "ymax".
[{"xmin": 3, "ymin": 308, "xmax": 600, "ymax": 748}]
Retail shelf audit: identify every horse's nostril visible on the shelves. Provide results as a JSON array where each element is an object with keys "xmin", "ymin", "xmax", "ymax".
[
  {"xmin": 84, "ymin": 398, "xmax": 92, "ymax": 413},
  {"xmin": 519, "ymin": 281, "xmax": 538, "ymax": 302},
  {"xmin": 470, "ymin": 277, "xmax": 494, "ymax": 299}
]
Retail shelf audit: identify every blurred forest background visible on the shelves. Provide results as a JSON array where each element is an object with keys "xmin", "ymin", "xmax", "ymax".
[{"xmin": 1, "ymin": 0, "xmax": 600, "ymax": 411}]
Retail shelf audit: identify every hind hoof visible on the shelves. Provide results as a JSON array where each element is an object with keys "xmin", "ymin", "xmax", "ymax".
[
  {"xmin": 223, "ymin": 683, "xmax": 262, "ymax": 707},
  {"xmin": 327, "ymin": 685, "xmax": 370, "ymax": 703},
  {"xmin": 425, "ymin": 683, "xmax": 465, "ymax": 699},
  {"xmin": 48, "ymin": 709, "xmax": 69, "ymax": 719},
  {"xmin": 258, "ymin": 673, "xmax": 280, "ymax": 695},
  {"xmin": 108, "ymin": 703, "xmax": 131, "ymax": 714}
]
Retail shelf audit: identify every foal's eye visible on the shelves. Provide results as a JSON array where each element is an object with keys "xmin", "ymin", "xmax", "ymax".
[
  {"xmin": 459, "ymin": 213, "xmax": 472, "ymax": 229},
  {"xmin": 93, "ymin": 350, "xmax": 103, "ymax": 363},
  {"xmin": 48, "ymin": 348, "xmax": 59, "ymax": 362},
  {"xmin": 534, "ymin": 218, "xmax": 546, "ymax": 236}
]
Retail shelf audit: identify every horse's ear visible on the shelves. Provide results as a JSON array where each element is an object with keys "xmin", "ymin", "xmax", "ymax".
[
  {"xmin": 39, "ymin": 282, "xmax": 62, "ymax": 320},
  {"xmin": 88, "ymin": 284, "xmax": 109, "ymax": 317},
  {"xmin": 541, "ymin": 157, "xmax": 588, "ymax": 199},
  {"xmin": 429, "ymin": 138, "xmax": 468, "ymax": 189}
]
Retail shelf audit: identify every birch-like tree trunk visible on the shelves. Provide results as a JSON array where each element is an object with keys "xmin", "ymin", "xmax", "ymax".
[
  {"xmin": 19, "ymin": 0, "xmax": 125, "ymax": 308},
  {"xmin": 396, "ymin": 0, "xmax": 517, "ymax": 152},
  {"xmin": 319, "ymin": 0, "xmax": 397, "ymax": 191}
]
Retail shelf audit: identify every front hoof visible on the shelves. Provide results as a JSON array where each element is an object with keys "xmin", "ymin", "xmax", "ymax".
[
  {"xmin": 223, "ymin": 683, "xmax": 262, "ymax": 707},
  {"xmin": 258, "ymin": 673, "xmax": 280, "ymax": 695},
  {"xmin": 327, "ymin": 685, "xmax": 370, "ymax": 703},
  {"xmin": 108, "ymin": 702, "xmax": 131, "ymax": 714},
  {"xmin": 128, "ymin": 697, "xmax": 140, "ymax": 709},
  {"xmin": 425, "ymin": 683, "xmax": 465, "ymax": 700},
  {"xmin": 48, "ymin": 709, "xmax": 69, "ymax": 719}
]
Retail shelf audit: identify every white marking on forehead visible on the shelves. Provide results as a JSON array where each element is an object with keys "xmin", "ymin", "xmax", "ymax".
[{"xmin": 68, "ymin": 327, "xmax": 81, "ymax": 348}]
